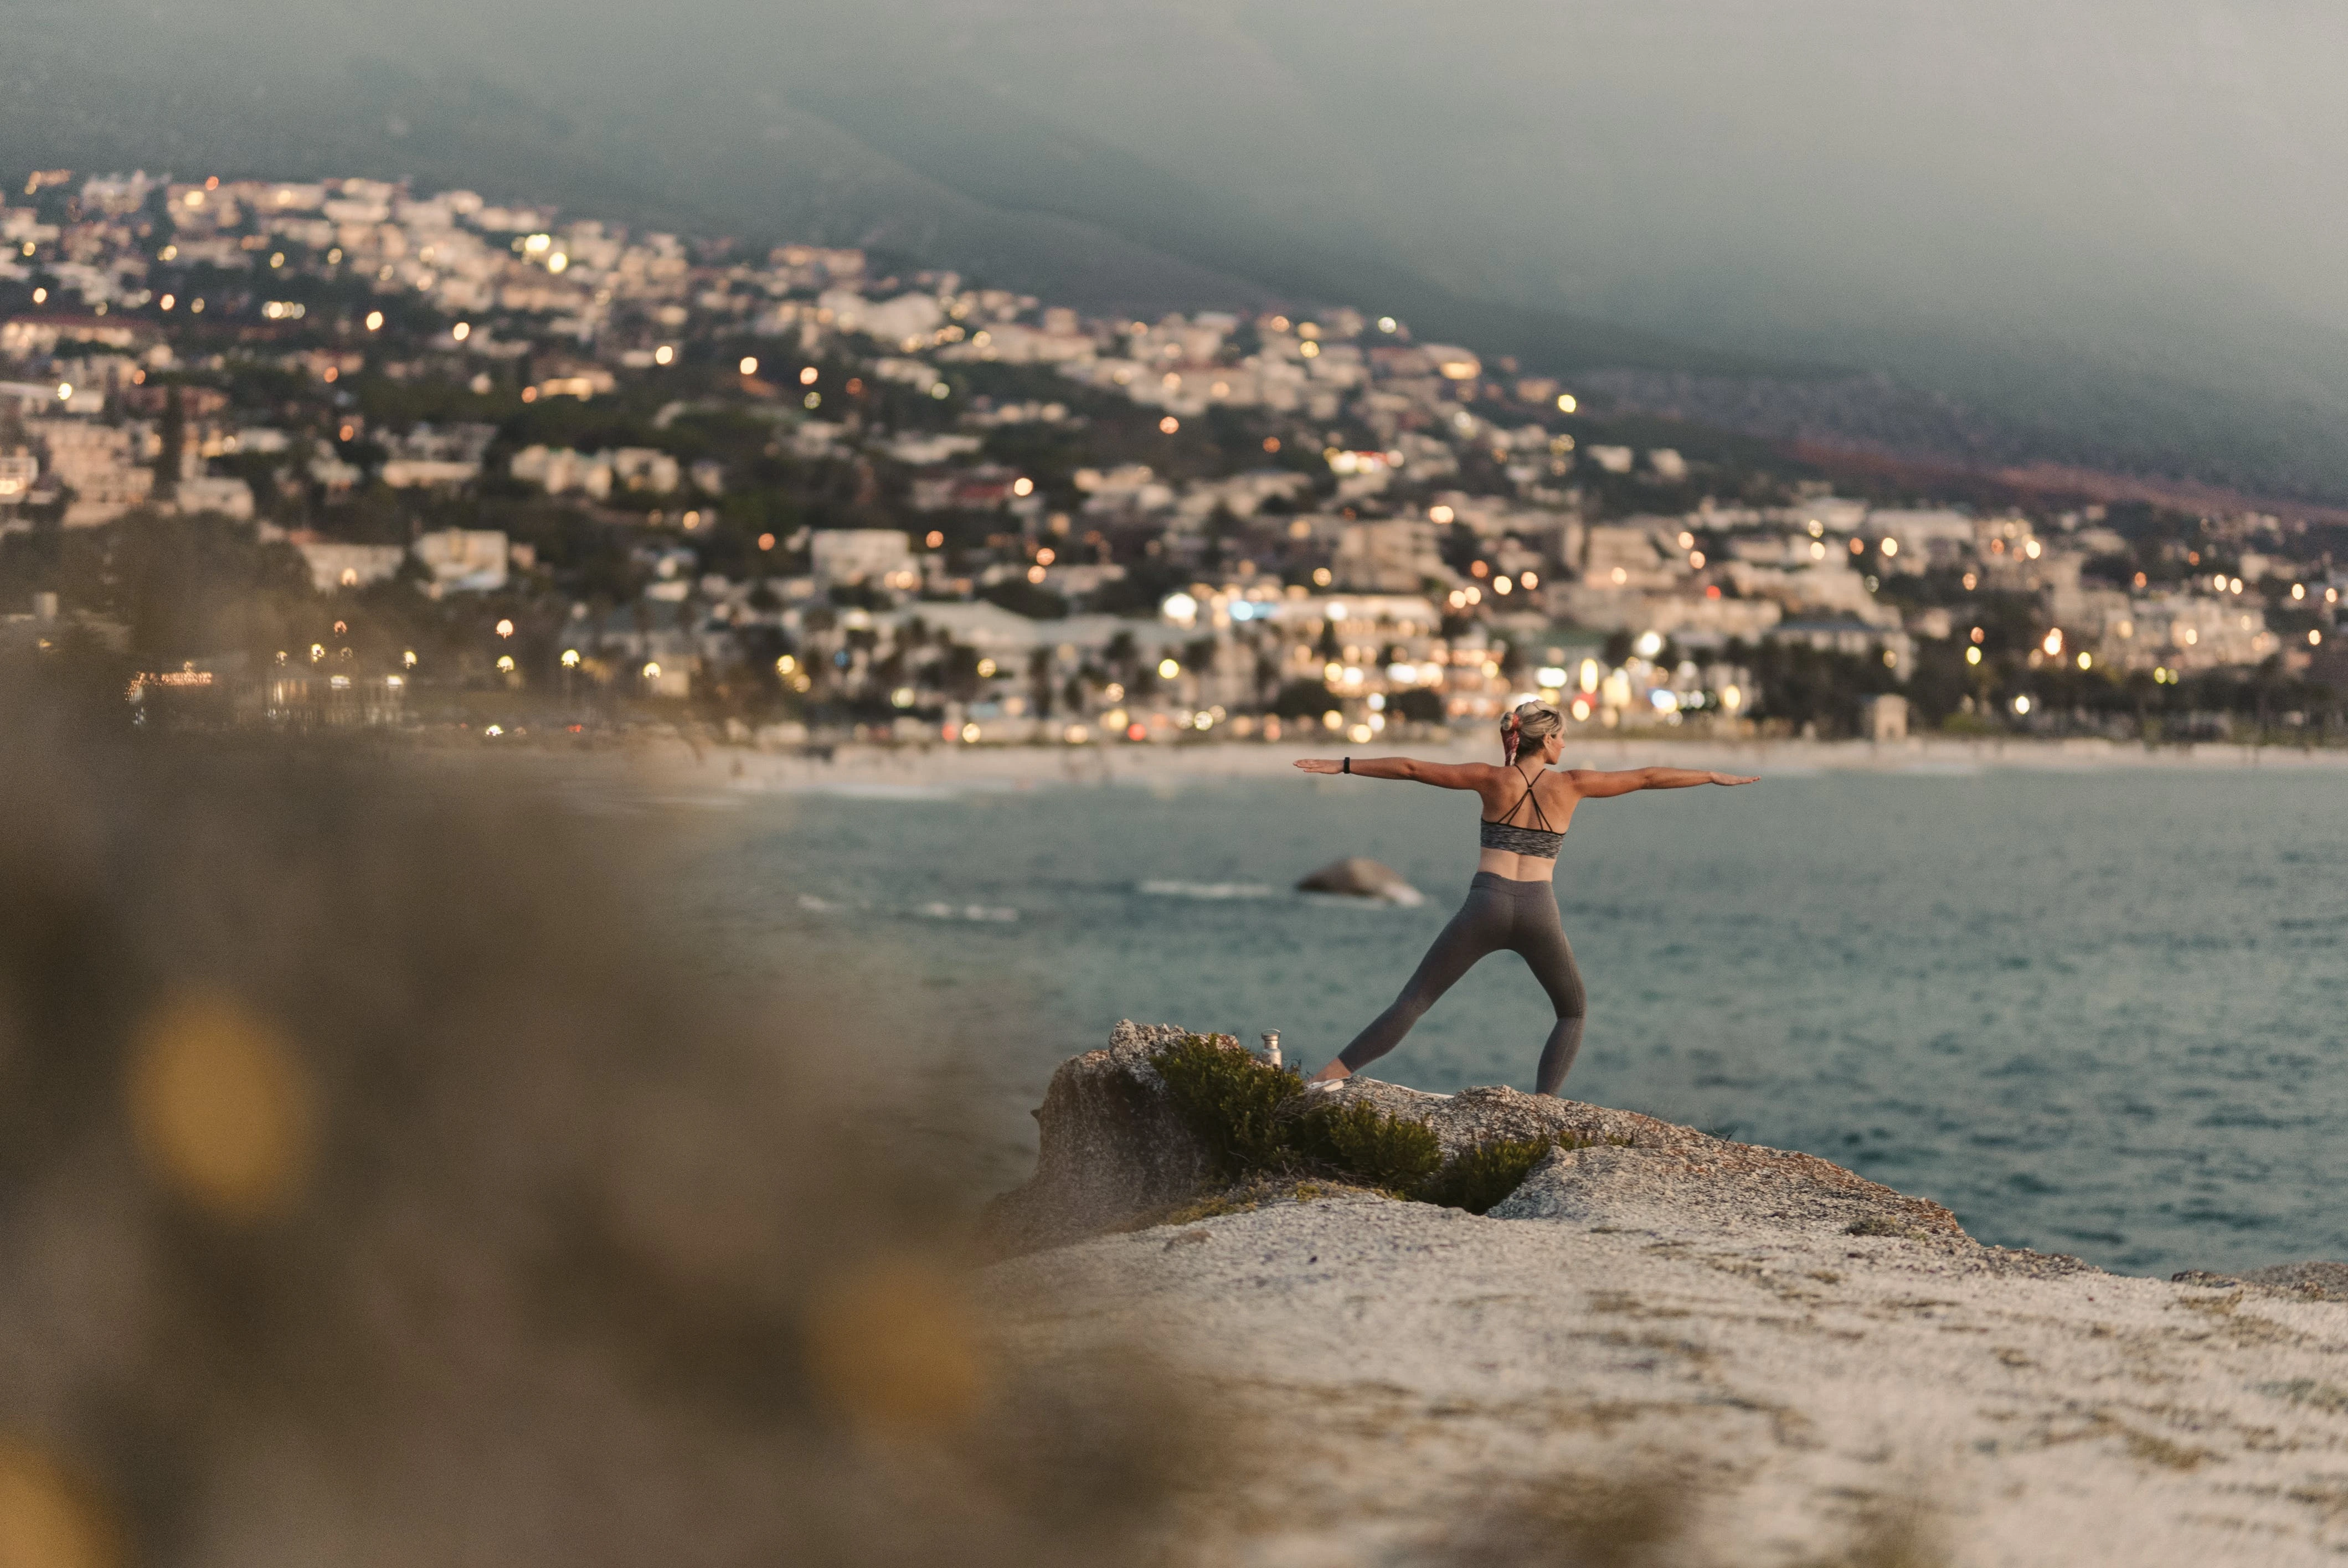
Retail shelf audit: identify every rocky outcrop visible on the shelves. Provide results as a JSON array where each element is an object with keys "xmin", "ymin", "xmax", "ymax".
[
  {"xmin": 985, "ymin": 1023, "xmax": 1969, "ymax": 1255},
  {"xmin": 976, "ymin": 1028, "xmax": 2348, "ymax": 1564},
  {"xmin": 1492, "ymin": 1139, "xmax": 1966, "ymax": 1241},
  {"xmin": 2172, "ymin": 1261, "xmax": 2348, "ymax": 1302},
  {"xmin": 1318, "ymin": 1075, "xmax": 1701, "ymax": 1158},
  {"xmin": 1294, "ymin": 857, "xmax": 1423, "ymax": 904},
  {"xmin": 980, "ymin": 1021, "xmax": 1230, "ymax": 1255}
]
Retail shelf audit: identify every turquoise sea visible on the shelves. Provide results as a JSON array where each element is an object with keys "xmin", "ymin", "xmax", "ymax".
[{"xmin": 677, "ymin": 764, "xmax": 2347, "ymax": 1279}]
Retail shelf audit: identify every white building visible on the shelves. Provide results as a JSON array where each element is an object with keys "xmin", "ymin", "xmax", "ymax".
[
  {"xmin": 0, "ymin": 450, "xmax": 36, "ymax": 502},
  {"xmin": 298, "ymin": 541, "xmax": 405, "ymax": 594},
  {"xmin": 33, "ymin": 419, "xmax": 151, "ymax": 525},
  {"xmin": 174, "ymin": 476, "xmax": 255, "ymax": 520},
  {"xmin": 2128, "ymin": 593, "xmax": 2275, "ymax": 670},
  {"xmin": 821, "ymin": 290, "xmax": 946, "ymax": 348},
  {"xmin": 1781, "ymin": 496, "xmax": 1869, "ymax": 534},
  {"xmin": 1332, "ymin": 519, "xmax": 1448, "ymax": 593},
  {"xmin": 1867, "ymin": 508, "xmax": 1974, "ymax": 572},
  {"xmin": 810, "ymin": 529, "xmax": 915, "ymax": 588},
  {"xmin": 414, "ymin": 529, "xmax": 510, "ymax": 594},
  {"xmin": 381, "ymin": 458, "xmax": 481, "ymax": 489},
  {"xmin": 611, "ymin": 448, "xmax": 680, "ymax": 494},
  {"xmin": 512, "ymin": 445, "xmax": 612, "ymax": 499},
  {"xmin": 1856, "ymin": 693, "xmax": 1909, "ymax": 741},
  {"xmin": 1582, "ymin": 524, "xmax": 1682, "ymax": 590},
  {"xmin": 936, "ymin": 322, "xmax": 1096, "ymax": 365}
]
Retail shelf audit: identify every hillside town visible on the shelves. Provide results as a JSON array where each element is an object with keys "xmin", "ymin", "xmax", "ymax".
[{"xmin": 3, "ymin": 168, "xmax": 2343, "ymax": 745}]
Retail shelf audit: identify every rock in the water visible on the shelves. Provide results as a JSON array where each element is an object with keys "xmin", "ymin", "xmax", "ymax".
[{"xmin": 1295, "ymin": 857, "xmax": 1423, "ymax": 904}]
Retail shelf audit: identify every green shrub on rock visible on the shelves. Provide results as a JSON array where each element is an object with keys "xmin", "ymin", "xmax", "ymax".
[
  {"xmin": 1294, "ymin": 1098, "xmax": 1443, "ymax": 1194},
  {"xmin": 1417, "ymin": 1136, "xmax": 1557, "ymax": 1215},
  {"xmin": 1146, "ymin": 1036, "xmax": 1567, "ymax": 1216},
  {"xmin": 1152, "ymin": 1034, "xmax": 1302, "ymax": 1180}
]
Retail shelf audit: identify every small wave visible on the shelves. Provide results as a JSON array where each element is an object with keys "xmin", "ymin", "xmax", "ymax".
[
  {"xmin": 639, "ymin": 792, "xmax": 748, "ymax": 809},
  {"xmin": 797, "ymin": 894, "xmax": 844, "ymax": 912},
  {"xmin": 913, "ymin": 901, "xmax": 1019, "ymax": 922},
  {"xmin": 1299, "ymin": 888, "xmax": 1427, "ymax": 909},
  {"xmin": 1138, "ymin": 880, "xmax": 1276, "ymax": 900},
  {"xmin": 795, "ymin": 783, "xmax": 962, "ymax": 802}
]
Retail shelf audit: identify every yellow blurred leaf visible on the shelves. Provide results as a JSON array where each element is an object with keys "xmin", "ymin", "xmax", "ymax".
[
  {"xmin": 804, "ymin": 1256, "xmax": 988, "ymax": 1434},
  {"xmin": 127, "ymin": 990, "xmax": 313, "ymax": 1220},
  {"xmin": 0, "ymin": 1442, "xmax": 117, "ymax": 1568}
]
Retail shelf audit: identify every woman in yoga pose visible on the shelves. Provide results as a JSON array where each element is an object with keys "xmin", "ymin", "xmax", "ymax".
[{"xmin": 1293, "ymin": 700, "xmax": 1757, "ymax": 1095}]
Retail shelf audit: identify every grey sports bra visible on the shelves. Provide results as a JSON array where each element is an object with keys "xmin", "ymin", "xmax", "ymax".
[{"xmin": 1480, "ymin": 765, "xmax": 1564, "ymax": 859}]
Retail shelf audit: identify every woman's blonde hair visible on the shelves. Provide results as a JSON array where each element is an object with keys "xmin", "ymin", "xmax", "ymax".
[{"xmin": 1499, "ymin": 700, "xmax": 1563, "ymax": 766}]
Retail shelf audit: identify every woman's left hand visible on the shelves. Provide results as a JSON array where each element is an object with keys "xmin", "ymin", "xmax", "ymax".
[{"xmin": 1293, "ymin": 758, "xmax": 1342, "ymax": 775}]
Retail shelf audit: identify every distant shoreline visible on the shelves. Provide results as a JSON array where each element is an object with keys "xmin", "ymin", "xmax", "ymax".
[{"xmin": 624, "ymin": 730, "xmax": 2348, "ymax": 795}]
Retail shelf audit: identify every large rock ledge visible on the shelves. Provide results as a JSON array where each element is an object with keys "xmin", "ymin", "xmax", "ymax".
[
  {"xmin": 978, "ymin": 1027, "xmax": 2348, "ymax": 1565},
  {"xmin": 985, "ymin": 1019, "xmax": 1987, "ymax": 1262}
]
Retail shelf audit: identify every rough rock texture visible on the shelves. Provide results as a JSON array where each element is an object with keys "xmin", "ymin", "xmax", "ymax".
[
  {"xmin": 2174, "ymin": 1261, "xmax": 2348, "ymax": 1302},
  {"xmin": 985, "ymin": 1029, "xmax": 1969, "ymax": 1256},
  {"xmin": 1293, "ymin": 856, "xmax": 1422, "ymax": 902},
  {"xmin": 980, "ymin": 1027, "xmax": 2348, "ymax": 1565},
  {"xmin": 2242, "ymin": 1261, "xmax": 2348, "ymax": 1298},
  {"xmin": 980, "ymin": 1020, "xmax": 1227, "ymax": 1255},
  {"xmin": 1493, "ymin": 1139, "xmax": 1968, "ymax": 1243},
  {"xmin": 1318, "ymin": 1074, "xmax": 1698, "ymax": 1157}
]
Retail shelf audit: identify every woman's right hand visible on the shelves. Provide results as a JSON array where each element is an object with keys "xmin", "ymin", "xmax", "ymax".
[{"xmin": 1293, "ymin": 758, "xmax": 1342, "ymax": 775}]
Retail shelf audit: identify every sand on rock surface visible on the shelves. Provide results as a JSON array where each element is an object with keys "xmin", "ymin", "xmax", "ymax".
[{"xmin": 978, "ymin": 1026, "xmax": 2348, "ymax": 1566}]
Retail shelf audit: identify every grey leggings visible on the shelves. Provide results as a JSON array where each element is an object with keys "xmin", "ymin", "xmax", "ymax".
[{"xmin": 1337, "ymin": 871, "xmax": 1588, "ymax": 1095}]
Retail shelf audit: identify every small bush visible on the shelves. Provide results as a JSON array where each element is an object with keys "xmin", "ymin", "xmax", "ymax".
[
  {"xmin": 1151, "ymin": 1034, "xmax": 1302, "ymax": 1180},
  {"xmin": 1147, "ymin": 1040, "xmax": 1576, "ymax": 1218},
  {"xmin": 1417, "ymin": 1136, "xmax": 1556, "ymax": 1215},
  {"xmin": 1294, "ymin": 1098, "xmax": 1443, "ymax": 1194}
]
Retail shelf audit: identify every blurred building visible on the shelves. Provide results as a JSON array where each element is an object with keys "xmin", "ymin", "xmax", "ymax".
[{"xmin": 415, "ymin": 529, "xmax": 511, "ymax": 594}]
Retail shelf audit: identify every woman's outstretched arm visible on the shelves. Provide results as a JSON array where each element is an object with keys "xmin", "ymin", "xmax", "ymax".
[
  {"xmin": 1294, "ymin": 756, "xmax": 1489, "ymax": 789},
  {"xmin": 1565, "ymin": 767, "xmax": 1758, "ymax": 798}
]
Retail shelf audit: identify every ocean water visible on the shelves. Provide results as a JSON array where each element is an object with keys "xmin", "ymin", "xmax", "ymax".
[{"xmin": 679, "ymin": 765, "xmax": 2348, "ymax": 1279}]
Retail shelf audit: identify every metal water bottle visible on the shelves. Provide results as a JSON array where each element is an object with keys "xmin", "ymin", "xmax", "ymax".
[{"xmin": 1260, "ymin": 1031, "xmax": 1281, "ymax": 1067}]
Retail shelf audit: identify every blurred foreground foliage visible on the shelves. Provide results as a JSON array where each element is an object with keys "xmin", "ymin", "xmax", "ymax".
[{"xmin": 0, "ymin": 685, "xmax": 1212, "ymax": 1568}]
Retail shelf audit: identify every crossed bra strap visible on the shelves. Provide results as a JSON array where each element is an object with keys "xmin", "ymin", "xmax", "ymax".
[
  {"xmin": 1490, "ymin": 765, "xmax": 1554, "ymax": 831},
  {"xmin": 1480, "ymin": 764, "xmax": 1564, "ymax": 858}
]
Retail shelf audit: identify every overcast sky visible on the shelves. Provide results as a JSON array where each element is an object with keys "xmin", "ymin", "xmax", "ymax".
[{"xmin": 29, "ymin": 0, "xmax": 2348, "ymax": 487}]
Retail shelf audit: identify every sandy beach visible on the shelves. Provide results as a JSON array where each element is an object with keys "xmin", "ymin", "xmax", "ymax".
[{"xmin": 629, "ymin": 730, "xmax": 2348, "ymax": 798}]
